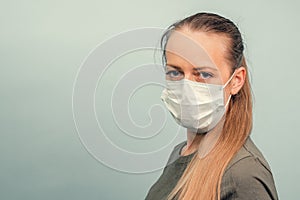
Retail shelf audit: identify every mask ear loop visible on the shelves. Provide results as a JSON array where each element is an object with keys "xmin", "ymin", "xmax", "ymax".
[{"xmin": 223, "ymin": 71, "xmax": 236, "ymax": 108}]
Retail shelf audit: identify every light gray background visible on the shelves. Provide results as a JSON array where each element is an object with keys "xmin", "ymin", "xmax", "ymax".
[{"xmin": 1, "ymin": 0, "xmax": 299, "ymax": 199}]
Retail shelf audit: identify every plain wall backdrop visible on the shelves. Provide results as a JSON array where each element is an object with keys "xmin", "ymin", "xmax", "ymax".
[{"xmin": 1, "ymin": 0, "xmax": 299, "ymax": 199}]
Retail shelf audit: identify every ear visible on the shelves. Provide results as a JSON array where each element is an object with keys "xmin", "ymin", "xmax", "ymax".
[{"xmin": 231, "ymin": 67, "xmax": 246, "ymax": 95}]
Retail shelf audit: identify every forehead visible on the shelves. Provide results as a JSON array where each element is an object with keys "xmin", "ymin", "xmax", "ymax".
[{"xmin": 165, "ymin": 29, "xmax": 231, "ymax": 73}]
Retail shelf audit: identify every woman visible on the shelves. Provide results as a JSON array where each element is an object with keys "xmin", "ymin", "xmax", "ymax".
[{"xmin": 145, "ymin": 13, "xmax": 278, "ymax": 200}]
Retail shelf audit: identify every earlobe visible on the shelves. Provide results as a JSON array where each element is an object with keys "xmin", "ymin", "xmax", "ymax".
[{"xmin": 231, "ymin": 67, "xmax": 246, "ymax": 95}]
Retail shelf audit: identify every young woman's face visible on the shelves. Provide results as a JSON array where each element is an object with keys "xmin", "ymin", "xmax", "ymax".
[{"xmin": 165, "ymin": 28, "xmax": 233, "ymax": 86}]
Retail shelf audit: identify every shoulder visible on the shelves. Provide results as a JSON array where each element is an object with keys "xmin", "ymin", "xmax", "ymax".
[
  {"xmin": 165, "ymin": 140, "xmax": 187, "ymax": 166},
  {"xmin": 226, "ymin": 137, "xmax": 272, "ymax": 173},
  {"xmin": 221, "ymin": 137, "xmax": 278, "ymax": 200}
]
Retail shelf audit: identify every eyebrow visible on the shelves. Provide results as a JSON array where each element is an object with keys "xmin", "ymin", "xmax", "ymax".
[{"xmin": 166, "ymin": 64, "xmax": 218, "ymax": 71}]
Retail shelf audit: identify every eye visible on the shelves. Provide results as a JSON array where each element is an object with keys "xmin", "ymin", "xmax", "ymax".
[
  {"xmin": 192, "ymin": 70, "xmax": 214, "ymax": 82},
  {"xmin": 199, "ymin": 72, "xmax": 213, "ymax": 79},
  {"xmin": 165, "ymin": 70, "xmax": 184, "ymax": 80}
]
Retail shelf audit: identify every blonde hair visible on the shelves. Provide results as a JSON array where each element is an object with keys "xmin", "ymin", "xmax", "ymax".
[{"xmin": 160, "ymin": 13, "xmax": 253, "ymax": 200}]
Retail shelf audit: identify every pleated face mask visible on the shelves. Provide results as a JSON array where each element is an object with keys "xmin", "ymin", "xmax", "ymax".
[{"xmin": 161, "ymin": 72, "xmax": 234, "ymax": 134}]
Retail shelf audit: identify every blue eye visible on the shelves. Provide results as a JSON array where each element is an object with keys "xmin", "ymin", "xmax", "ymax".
[
  {"xmin": 199, "ymin": 72, "xmax": 213, "ymax": 79},
  {"xmin": 166, "ymin": 70, "xmax": 183, "ymax": 79}
]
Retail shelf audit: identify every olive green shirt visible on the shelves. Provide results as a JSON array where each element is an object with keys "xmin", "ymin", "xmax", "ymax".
[{"xmin": 145, "ymin": 137, "xmax": 278, "ymax": 200}]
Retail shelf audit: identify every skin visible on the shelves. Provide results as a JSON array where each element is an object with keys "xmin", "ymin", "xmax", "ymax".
[{"xmin": 165, "ymin": 28, "xmax": 246, "ymax": 156}]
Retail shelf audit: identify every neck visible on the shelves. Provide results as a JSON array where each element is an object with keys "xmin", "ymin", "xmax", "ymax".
[
  {"xmin": 182, "ymin": 118, "xmax": 225, "ymax": 157},
  {"xmin": 186, "ymin": 129, "xmax": 202, "ymax": 147},
  {"xmin": 180, "ymin": 130, "xmax": 202, "ymax": 156}
]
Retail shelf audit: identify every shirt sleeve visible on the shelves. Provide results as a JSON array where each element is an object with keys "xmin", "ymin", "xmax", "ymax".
[{"xmin": 221, "ymin": 156, "xmax": 278, "ymax": 200}]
